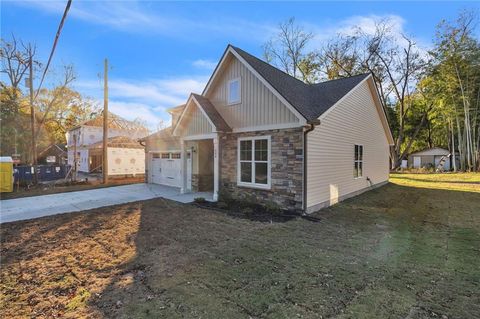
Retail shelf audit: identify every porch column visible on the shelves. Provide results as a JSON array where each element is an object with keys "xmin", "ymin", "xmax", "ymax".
[
  {"xmin": 213, "ymin": 135, "xmax": 219, "ymax": 201},
  {"xmin": 180, "ymin": 139, "xmax": 186, "ymax": 194}
]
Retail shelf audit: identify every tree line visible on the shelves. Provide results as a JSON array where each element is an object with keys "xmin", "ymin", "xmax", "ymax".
[
  {"xmin": 1, "ymin": 36, "xmax": 100, "ymax": 164},
  {"xmin": 264, "ymin": 11, "xmax": 480, "ymax": 171}
]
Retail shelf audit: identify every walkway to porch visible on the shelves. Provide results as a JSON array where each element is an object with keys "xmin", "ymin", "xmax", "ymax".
[{"xmin": 1, "ymin": 183, "xmax": 214, "ymax": 223}]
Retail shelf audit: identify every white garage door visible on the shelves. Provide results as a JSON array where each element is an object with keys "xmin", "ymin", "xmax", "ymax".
[{"xmin": 150, "ymin": 153, "xmax": 182, "ymax": 187}]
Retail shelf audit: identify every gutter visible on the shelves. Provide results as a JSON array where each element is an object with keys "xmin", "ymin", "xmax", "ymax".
[{"xmin": 303, "ymin": 119, "xmax": 320, "ymax": 214}]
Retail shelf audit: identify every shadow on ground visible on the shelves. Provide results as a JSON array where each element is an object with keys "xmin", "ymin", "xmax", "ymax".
[
  {"xmin": 1, "ymin": 183, "xmax": 479, "ymax": 318},
  {"xmin": 89, "ymin": 183, "xmax": 480, "ymax": 318}
]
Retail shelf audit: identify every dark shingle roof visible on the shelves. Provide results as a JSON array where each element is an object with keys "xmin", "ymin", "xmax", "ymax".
[
  {"xmin": 230, "ymin": 45, "xmax": 370, "ymax": 121},
  {"xmin": 192, "ymin": 94, "xmax": 232, "ymax": 132}
]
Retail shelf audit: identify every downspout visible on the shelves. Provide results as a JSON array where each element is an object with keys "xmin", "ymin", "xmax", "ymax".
[{"xmin": 303, "ymin": 119, "xmax": 320, "ymax": 214}]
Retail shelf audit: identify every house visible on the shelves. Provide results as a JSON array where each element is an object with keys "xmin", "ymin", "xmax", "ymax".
[
  {"xmin": 66, "ymin": 113, "xmax": 149, "ymax": 176},
  {"xmin": 142, "ymin": 45, "xmax": 394, "ymax": 213},
  {"xmin": 408, "ymin": 147, "xmax": 456, "ymax": 170},
  {"xmin": 37, "ymin": 144, "xmax": 67, "ymax": 165}
]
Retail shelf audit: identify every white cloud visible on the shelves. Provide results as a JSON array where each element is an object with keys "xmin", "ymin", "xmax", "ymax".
[
  {"xmin": 301, "ymin": 14, "xmax": 429, "ymax": 60},
  {"xmin": 12, "ymin": 1, "xmax": 274, "ymax": 41},
  {"xmin": 76, "ymin": 75, "xmax": 209, "ymax": 131},
  {"xmin": 192, "ymin": 59, "xmax": 217, "ymax": 70},
  {"xmin": 303, "ymin": 14, "xmax": 407, "ymax": 45},
  {"xmin": 108, "ymin": 100, "xmax": 163, "ymax": 131},
  {"xmin": 13, "ymin": 0, "xmax": 165, "ymax": 32}
]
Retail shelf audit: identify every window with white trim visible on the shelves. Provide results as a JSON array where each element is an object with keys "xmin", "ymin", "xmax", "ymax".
[
  {"xmin": 354, "ymin": 145, "xmax": 363, "ymax": 178},
  {"xmin": 238, "ymin": 136, "xmax": 270, "ymax": 188},
  {"xmin": 228, "ymin": 78, "xmax": 241, "ymax": 105}
]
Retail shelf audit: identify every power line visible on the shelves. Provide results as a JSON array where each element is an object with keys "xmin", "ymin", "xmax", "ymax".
[{"xmin": 34, "ymin": 0, "xmax": 72, "ymax": 100}]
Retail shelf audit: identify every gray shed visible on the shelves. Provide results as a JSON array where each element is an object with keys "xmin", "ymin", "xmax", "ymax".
[{"xmin": 408, "ymin": 147, "xmax": 452, "ymax": 170}]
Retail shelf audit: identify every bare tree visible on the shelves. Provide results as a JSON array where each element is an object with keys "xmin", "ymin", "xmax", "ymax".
[
  {"xmin": 263, "ymin": 17, "xmax": 317, "ymax": 83},
  {"xmin": 319, "ymin": 19, "xmax": 427, "ymax": 168},
  {"xmin": 0, "ymin": 36, "xmax": 39, "ymax": 90}
]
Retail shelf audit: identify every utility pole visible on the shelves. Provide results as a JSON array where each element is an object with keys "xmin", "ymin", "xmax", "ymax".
[
  {"xmin": 103, "ymin": 58, "xmax": 109, "ymax": 184},
  {"xmin": 29, "ymin": 55, "xmax": 38, "ymax": 185}
]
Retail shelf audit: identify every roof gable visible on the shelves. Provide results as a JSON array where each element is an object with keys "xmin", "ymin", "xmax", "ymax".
[
  {"xmin": 172, "ymin": 94, "xmax": 231, "ymax": 136},
  {"xmin": 202, "ymin": 46, "xmax": 307, "ymax": 124},
  {"xmin": 230, "ymin": 45, "xmax": 370, "ymax": 121}
]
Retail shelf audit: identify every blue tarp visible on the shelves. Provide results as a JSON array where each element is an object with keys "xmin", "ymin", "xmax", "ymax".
[{"xmin": 14, "ymin": 165, "xmax": 70, "ymax": 183}]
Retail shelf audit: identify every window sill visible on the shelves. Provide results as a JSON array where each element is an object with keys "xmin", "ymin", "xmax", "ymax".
[
  {"xmin": 237, "ymin": 181, "xmax": 271, "ymax": 190},
  {"xmin": 227, "ymin": 100, "xmax": 241, "ymax": 106}
]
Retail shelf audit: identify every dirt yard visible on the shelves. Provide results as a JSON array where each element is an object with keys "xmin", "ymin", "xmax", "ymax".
[{"xmin": 1, "ymin": 173, "xmax": 479, "ymax": 318}]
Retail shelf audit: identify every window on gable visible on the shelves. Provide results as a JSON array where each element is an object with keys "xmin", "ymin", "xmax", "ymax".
[
  {"xmin": 354, "ymin": 145, "xmax": 363, "ymax": 178},
  {"xmin": 238, "ymin": 136, "xmax": 270, "ymax": 189},
  {"xmin": 228, "ymin": 78, "xmax": 241, "ymax": 105}
]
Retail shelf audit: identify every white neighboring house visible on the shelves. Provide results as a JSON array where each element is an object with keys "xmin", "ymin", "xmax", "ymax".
[
  {"xmin": 66, "ymin": 113, "xmax": 149, "ymax": 176},
  {"xmin": 141, "ymin": 45, "xmax": 394, "ymax": 213}
]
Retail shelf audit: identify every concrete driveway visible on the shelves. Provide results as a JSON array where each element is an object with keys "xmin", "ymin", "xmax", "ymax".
[{"xmin": 0, "ymin": 183, "xmax": 214, "ymax": 223}]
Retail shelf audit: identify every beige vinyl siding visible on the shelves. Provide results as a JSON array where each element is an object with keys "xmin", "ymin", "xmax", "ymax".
[
  {"xmin": 180, "ymin": 103, "xmax": 214, "ymax": 137},
  {"xmin": 145, "ymin": 137, "xmax": 180, "ymax": 153},
  {"xmin": 306, "ymin": 80, "xmax": 390, "ymax": 210},
  {"xmin": 207, "ymin": 56, "xmax": 299, "ymax": 129}
]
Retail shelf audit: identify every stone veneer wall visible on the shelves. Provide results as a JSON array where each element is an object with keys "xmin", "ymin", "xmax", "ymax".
[
  {"xmin": 219, "ymin": 127, "xmax": 304, "ymax": 211},
  {"xmin": 198, "ymin": 174, "xmax": 214, "ymax": 192},
  {"xmin": 191, "ymin": 174, "xmax": 199, "ymax": 192}
]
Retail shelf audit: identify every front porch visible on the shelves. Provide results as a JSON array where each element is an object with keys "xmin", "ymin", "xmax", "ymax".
[
  {"xmin": 172, "ymin": 93, "xmax": 231, "ymax": 202},
  {"xmin": 180, "ymin": 134, "xmax": 219, "ymax": 201}
]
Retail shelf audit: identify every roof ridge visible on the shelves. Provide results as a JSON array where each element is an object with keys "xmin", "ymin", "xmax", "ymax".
[
  {"xmin": 230, "ymin": 45, "xmax": 370, "ymax": 88},
  {"xmin": 229, "ymin": 45, "xmax": 308, "ymax": 87},
  {"xmin": 310, "ymin": 73, "xmax": 370, "ymax": 86}
]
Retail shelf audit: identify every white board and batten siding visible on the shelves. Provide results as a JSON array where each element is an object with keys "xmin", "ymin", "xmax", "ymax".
[
  {"xmin": 306, "ymin": 80, "xmax": 390, "ymax": 212},
  {"xmin": 182, "ymin": 103, "xmax": 214, "ymax": 136},
  {"xmin": 207, "ymin": 56, "xmax": 300, "ymax": 130}
]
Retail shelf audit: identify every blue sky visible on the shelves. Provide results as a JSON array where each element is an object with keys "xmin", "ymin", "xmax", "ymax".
[{"xmin": 1, "ymin": 1, "xmax": 478, "ymax": 130}]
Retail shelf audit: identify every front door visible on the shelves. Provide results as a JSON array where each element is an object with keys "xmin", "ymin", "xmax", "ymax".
[{"xmin": 186, "ymin": 150, "xmax": 192, "ymax": 191}]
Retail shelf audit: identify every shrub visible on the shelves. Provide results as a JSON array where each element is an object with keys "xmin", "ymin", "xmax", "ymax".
[
  {"xmin": 242, "ymin": 207, "xmax": 254, "ymax": 217},
  {"xmin": 242, "ymin": 194, "xmax": 257, "ymax": 207},
  {"xmin": 194, "ymin": 197, "xmax": 206, "ymax": 204},
  {"xmin": 217, "ymin": 201, "xmax": 229, "ymax": 210},
  {"xmin": 218, "ymin": 189, "xmax": 233, "ymax": 204},
  {"xmin": 265, "ymin": 200, "xmax": 282, "ymax": 215}
]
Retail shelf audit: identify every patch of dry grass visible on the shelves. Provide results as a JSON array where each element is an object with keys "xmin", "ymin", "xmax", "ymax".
[
  {"xmin": 390, "ymin": 172, "xmax": 480, "ymax": 192},
  {"xmin": 1, "ymin": 174, "xmax": 479, "ymax": 318}
]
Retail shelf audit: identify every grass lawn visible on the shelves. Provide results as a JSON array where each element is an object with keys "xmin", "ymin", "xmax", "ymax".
[
  {"xmin": 1, "ymin": 173, "xmax": 479, "ymax": 318},
  {"xmin": 390, "ymin": 172, "xmax": 480, "ymax": 193}
]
